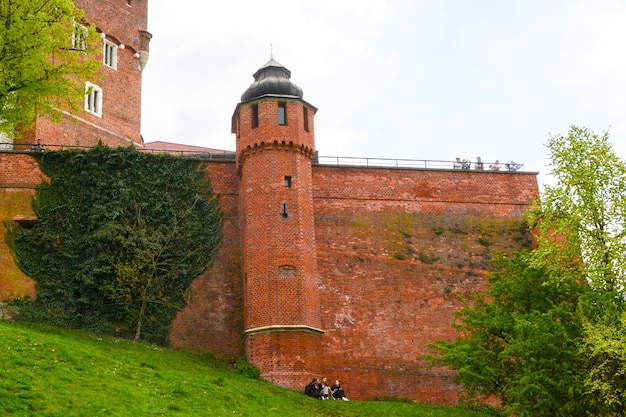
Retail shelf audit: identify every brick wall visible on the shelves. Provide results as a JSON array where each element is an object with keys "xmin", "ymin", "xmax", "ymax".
[
  {"xmin": 245, "ymin": 331, "xmax": 323, "ymax": 389},
  {"xmin": 0, "ymin": 152, "xmax": 539, "ymax": 404},
  {"xmin": 0, "ymin": 153, "xmax": 46, "ymax": 299},
  {"xmin": 310, "ymin": 166, "xmax": 538, "ymax": 403},
  {"xmin": 168, "ymin": 161, "xmax": 538, "ymax": 403},
  {"xmin": 168, "ymin": 161, "xmax": 244, "ymax": 358}
]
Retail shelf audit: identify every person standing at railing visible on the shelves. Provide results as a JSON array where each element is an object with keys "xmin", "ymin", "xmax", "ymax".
[
  {"xmin": 30, "ymin": 139, "xmax": 46, "ymax": 152},
  {"xmin": 505, "ymin": 161, "xmax": 522, "ymax": 171}
]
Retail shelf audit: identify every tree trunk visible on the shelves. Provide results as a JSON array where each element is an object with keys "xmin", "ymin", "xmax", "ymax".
[{"xmin": 134, "ymin": 291, "xmax": 147, "ymax": 340}]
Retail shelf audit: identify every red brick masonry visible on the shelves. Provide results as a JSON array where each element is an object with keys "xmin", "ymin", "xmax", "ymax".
[{"xmin": 0, "ymin": 154, "xmax": 538, "ymax": 403}]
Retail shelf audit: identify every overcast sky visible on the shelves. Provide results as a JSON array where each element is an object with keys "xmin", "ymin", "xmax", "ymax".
[{"xmin": 141, "ymin": 0, "xmax": 626, "ymax": 188}]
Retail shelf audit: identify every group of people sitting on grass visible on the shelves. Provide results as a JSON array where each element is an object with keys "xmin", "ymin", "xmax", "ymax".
[{"xmin": 304, "ymin": 376, "xmax": 349, "ymax": 401}]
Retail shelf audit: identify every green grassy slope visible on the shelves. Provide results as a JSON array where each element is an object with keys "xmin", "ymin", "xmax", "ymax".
[{"xmin": 0, "ymin": 321, "xmax": 487, "ymax": 416}]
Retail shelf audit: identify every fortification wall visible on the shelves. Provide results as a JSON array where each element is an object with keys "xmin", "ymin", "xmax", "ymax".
[
  {"xmin": 168, "ymin": 162, "xmax": 539, "ymax": 403},
  {"xmin": 0, "ymin": 154, "xmax": 539, "ymax": 404},
  {"xmin": 310, "ymin": 166, "xmax": 538, "ymax": 403},
  {"xmin": 0, "ymin": 153, "xmax": 46, "ymax": 299},
  {"xmin": 168, "ymin": 161, "xmax": 244, "ymax": 359}
]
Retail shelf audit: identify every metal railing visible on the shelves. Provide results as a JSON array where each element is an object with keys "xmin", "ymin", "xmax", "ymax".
[
  {"xmin": 2, "ymin": 143, "xmax": 525, "ymax": 172},
  {"xmin": 314, "ymin": 155, "xmax": 524, "ymax": 172},
  {"xmin": 1, "ymin": 143, "xmax": 236, "ymax": 161}
]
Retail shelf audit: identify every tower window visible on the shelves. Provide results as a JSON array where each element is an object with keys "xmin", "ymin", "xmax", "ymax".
[
  {"xmin": 280, "ymin": 201, "xmax": 289, "ymax": 219},
  {"xmin": 103, "ymin": 40, "xmax": 118, "ymax": 69},
  {"xmin": 251, "ymin": 104, "xmax": 259, "ymax": 128},
  {"xmin": 278, "ymin": 102, "xmax": 287, "ymax": 125},
  {"xmin": 284, "ymin": 176, "xmax": 292, "ymax": 187},
  {"xmin": 127, "ymin": 0, "xmax": 132, "ymax": 5},
  {"xmin": 85, "ymin": 82, "xmax": 103, "ymax": 117},
  {"xmin": 303, "ymin": 107, "xmax": 309, "ymax": 132}
]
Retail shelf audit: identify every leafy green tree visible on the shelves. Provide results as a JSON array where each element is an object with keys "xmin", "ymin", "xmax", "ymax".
[
  {"xmin": 0, "ymin": 0, "xmax": 100, "ymax": 136},
  {"xmin": 581, "ymin": 313, "xmax": 626, "ymax": 417},
  {"xmin": 535, "ymin": 126, "xmax": 626, "ymax": 416},
  {"xmin": 537, "ymin": 126, "xmax": 626, "ymax": 298},
  {"xmin": 6, "ymin": 146, "xmax": 223, "ymax": 344},
  {"xmin": 432, "ymin": 126, "xmax": 626, "ymax": 416},
  {"xmin": 430, "ymin": 251, "xmax": 589, "ymax": 417}
]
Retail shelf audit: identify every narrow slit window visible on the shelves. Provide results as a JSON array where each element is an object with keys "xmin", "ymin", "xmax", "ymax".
[
  {"xmin": 281, "ymin": 201, "xmax": 289, "ymax": 219},
  {"xmin": 278, "ymin": 102, "xmax": 287, "ymax": 125},
  {"xmin": 303, "ymin": 107, "xmax": 309, "ymax": 132},
  {"xmin": 284, "ymin": 176, "xmax": 292, "ymax": 187},
  {"xmin": 251, "ymin": 104, "xmax": 259, "ymax": 128}
]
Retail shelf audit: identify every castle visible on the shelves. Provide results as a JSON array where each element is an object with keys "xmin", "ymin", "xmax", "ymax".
[
  {"xmin": 0, "ymin": 0, "xmax": 540, "ymax": 403},
  {"xmin": 4, "ymin": 0, "xmax": 150, "ymax": 151}
]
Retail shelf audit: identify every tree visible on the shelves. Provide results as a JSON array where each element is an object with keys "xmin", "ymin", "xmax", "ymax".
[
  {"xmin": 0, "ymin": 0, "xmax": 100, "ymax": 137},
  {"xmin": 6, "ymin": 146, "xmax": 223, "ymax": 344},
  {"xmin": 430, "ymin": 251, "xmax": 589, "ymax": 417},
  {"xmin": 431, "ymin": 126, "xmax": 626, "ymax": 416},
  {"xmin": 535, "ymin": 126, "xmax": 626, "ymax": 416},
  {"xmin": 537, "ymin": 126, "xmax": 626, "ymax": 297}
]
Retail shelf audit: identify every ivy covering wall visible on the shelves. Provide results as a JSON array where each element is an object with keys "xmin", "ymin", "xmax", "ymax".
[{"xmin": 6, "ymin": 146, "xmax": 223, "ymax": 344}]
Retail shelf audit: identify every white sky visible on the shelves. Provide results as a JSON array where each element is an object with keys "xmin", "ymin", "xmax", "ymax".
[{"xmin": 141, "ymin": 0, "xmax": 626, "ymax": 188}]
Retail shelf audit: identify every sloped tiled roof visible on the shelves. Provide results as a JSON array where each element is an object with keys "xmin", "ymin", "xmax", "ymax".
[{"xmin": 143, "ymin": 141, "xmax": 234, "ymax": 156}]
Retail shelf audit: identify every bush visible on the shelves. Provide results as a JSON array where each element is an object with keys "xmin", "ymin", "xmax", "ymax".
[{"xmin": 235, "ymin": 357, "xmax": 260, "ymax": 379}]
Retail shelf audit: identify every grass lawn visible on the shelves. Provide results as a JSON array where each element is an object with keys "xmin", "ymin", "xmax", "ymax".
[{"xmin": 0, "ymin": 320, "xmax": 489, "ymax": 416}]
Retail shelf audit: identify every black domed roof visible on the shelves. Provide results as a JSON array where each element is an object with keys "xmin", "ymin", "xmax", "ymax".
[{"xmin": 241, "ymin": 58, "xmax": 304, "ymax": 101}]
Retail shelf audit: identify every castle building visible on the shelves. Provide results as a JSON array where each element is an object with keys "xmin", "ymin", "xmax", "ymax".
[
  {"xmin": 0, "ymin": 1, "xmax": 541, "ymax": 404},
  {"xmin": 15, "ymin": 0, "xmax": 150, "ymax": 150}
]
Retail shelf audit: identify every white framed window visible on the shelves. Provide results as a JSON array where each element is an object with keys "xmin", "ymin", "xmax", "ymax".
[
  {"xmin": 103, "ymin": 40, "xmax": 118, "ymax": 69},
  {"xmin": 72, "ymin": 23, "xmax": 88, "ymax": 50},
  {"xmin": 85, "ymin": 82, "xmax": 103, "ymax": 117}
]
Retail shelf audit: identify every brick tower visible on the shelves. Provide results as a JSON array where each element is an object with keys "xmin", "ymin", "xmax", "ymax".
[
  {"xmin": 231, "ymin": 59, "xmax": 323, "ymax": 387},
  {"xmin": 18, "ymin": 0, "xmax": 150, "ymax": 150}
]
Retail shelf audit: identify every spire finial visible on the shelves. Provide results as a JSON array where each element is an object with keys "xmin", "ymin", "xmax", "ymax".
[{"xmin": 270, "ymin": 42, "xmax": 274, "ymax": 59}]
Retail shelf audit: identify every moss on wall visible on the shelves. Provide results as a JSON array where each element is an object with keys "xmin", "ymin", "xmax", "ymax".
[
  {"xmin": 327, "ymin": 212, "xmax": 532, "ymax": 271},
  {"xmin": 0, "ymin": 189, "xmax": 37, "ymax": 299}
]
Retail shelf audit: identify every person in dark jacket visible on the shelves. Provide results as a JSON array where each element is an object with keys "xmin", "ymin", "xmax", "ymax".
[
  {"xmin": 304, "ymin": 378, "xmax": 322, "ymax": 399},
  {"xmin": 331, "ymin": 380, "xmax": 349, "ymax": 401}
]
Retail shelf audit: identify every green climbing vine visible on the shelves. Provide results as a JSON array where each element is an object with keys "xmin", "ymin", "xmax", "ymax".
[{"xmin": 5, "ymin": 145, "xmax": 223, "ymax": 344}]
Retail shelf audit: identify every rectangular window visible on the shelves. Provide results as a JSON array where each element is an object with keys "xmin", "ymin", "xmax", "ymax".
[
  {"xmin": 72, "ymin": 23, "xmax": 88, "ymax": 51},
  {"xmin": 103, "ymin": 40, "xmax": 118, "ymax": 69},
  {"xmin": 278, "ymin": 102, "xmax": 287, "ymax": 125},
  {"xmin": 85, "ymin": 82, "xmax": 103, "ymax": 117},
  {"xmin": 303, "ymin": 107, "xmax": 309, "ymax": 132},
  {"xmin": 284, "ymin": 176, "xmax": 292, "ymax": 187},
  {"xmin": 251, "ymin": 104, "xmax": 259, "ymax": 128}
]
